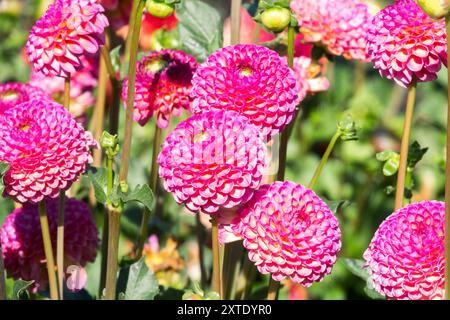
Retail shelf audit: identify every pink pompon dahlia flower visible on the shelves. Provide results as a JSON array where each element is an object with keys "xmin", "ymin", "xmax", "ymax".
[
  {"xmin": 0, "ymin": 82, "xmax": 50, "ymax": 114},
  {"xmin": 363, "ymin": 201, "xmax": 445, "ymax": 300},
  {"xmin": 0, "ymin": 197, "xmax": 98, "ymax": 291},
  {"xmin": 230, "ymin": 181, "xmax": 341, "ymax": 286},
  {"xmin": 0, "ymin": 100, "xmax": 97, "ymax": 204},
  {"xmin": 26, "ymin": 0, "xmax": 108, "ymax": 77},
  {"xmin": 291, "ymin": 0, "xmax": 371, "ymax": 62},
  {"xmin": 191, "ymin": 44, "xmax": 300, "ymax": 139},
  {"xmin": 158, "ymin": 110, "xmax": 267, "ymax": 214},
  {"xmin": 122, "ymin": 50, "xmax": 198, "ymax": 128},
  {"xmin": 366, "ymin": 0, "xmax": 447, "ymax": 87}
]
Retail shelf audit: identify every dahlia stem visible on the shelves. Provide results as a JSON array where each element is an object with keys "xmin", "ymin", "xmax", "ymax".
[
  {"xmin": 394, "ymin": 81, "xmax": 417, "ymax": 210},
  {"xmin": 237, "ymin": 255, "xmax": 256, "ymax": 299},
  {"xmin": 195, "ymin": 214, "xmax": 207, "ymax": 288},
  {"xmin": 38, "ymin": 201, "xmax": 59, "ymax": 300},
  {"xmin": 308, "ymin": 130, "xmax": 342, "ymax": 190},
  {"xmin": 276, "ymin": 25, "xmax": 296, "ymax": 181},
  {"xmin": 119, "ymin": 0, "xmax": 145, "ymax": 183},
  {"xmin": 222, "ymin": 240, "xmax": 244, "ymax": 299},
  {"xmin": 230, "ymin": 0, "xmax": 242, "ymax": 45},
  {"xmin": 267, "ymin": 277, "xmax": 279, "ymax": 300},
  {"xmin": 211, "ymin": 215, "xmax": 222, "ymax": 298},
  {"xmin": 135, "ymin": 124, "xmax": 162, "ymax": 259},
  {"xmin": 124, "ymin": 0, "xmax": 139, "ymax": 65},
  {"xmin": 104, "ymin": 208, "xmax": 120, "ymax": 300},
  {"xmin": 0, "ymin": 236, "xmax": 6, "ymax": 300},
  {"xmin": 444, "ymin": 14, "xmax": 450, "ymax": 300}
]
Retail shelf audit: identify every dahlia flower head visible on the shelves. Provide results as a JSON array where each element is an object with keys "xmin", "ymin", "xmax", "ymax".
[
  {"xmin": 229, "ymin": 181, "xmax": 341, "ymax": 286},
  {"xmin": 191, "ymin": 44, "xmax": 301, "ymax": 139},
  {"xmin": 0, "ymin": 100, "xmax": 97, "ymax": 204},
  {"xmin": 158, "ymin": 110, "xmax": 267, "ymax": 214},
  {"xmin": 364, "ymin": 201, "xmax": 445, "ymax": 300},
  {"xmin": 0, "ymin": 82, "xmax": 50, "ymax": 114},
  {"xmin": 290, "ymin": 0, "xmax": 371, "ymax": 62},
  {"xmin": 122, "ymin": 50, "xmax": 198, "ymax": 129},
  {"xmin": 366, "ymin": 0, "xmax": 447, "ymax": 87},
  {"xmin": 26, "ymin": 0, "xmax": 108, "ymax": 77},
  {"xmin": 0, "ymin": 197, "xmax": 98, "ymax": 291}
]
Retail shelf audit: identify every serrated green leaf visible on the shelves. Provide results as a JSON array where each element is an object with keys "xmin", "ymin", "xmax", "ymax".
[
  {"xmin": 87, "ymin": 166, "xmax": 108, "ymax": 204},
  {"xmin": 0, "ymin": 162, "xmax": 10, "ymax": 194},
  {"xmin": 176, "ymin": 0, "xmax": 223, "ymax": 62},
  {"xmin": 12, "ymin": 280, "xmax": 34, "ymax": 300},
  {"xmin": 124, "ymin": 258, "xmax": 159, "ymax": 300},
  {"xmin": 118, "ymin": 184, "xmax": 154, "ymax": 211},
  {"xmin": 343, "ymin": 258, "xmax": 369, "ymax": 281}
]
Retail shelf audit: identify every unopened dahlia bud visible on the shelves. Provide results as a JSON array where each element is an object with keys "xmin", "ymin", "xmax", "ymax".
[
  {"xmin": 416, "ymin": 0, "xmax": 449, "ymax": 19},
  {"xmin": 146, "ymin": 0, "xmax": 177, "ymax": 18},
  {"xmin": 260, "ymin": 7, "xmax": 291, "ymax": 33}
]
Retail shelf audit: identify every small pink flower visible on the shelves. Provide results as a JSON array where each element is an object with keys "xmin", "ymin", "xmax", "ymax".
[
  {"xmin": 293, "ymin": 57, "xmax": 330, "ymax": 94},
  {"xmin": 0, "ymin": 82, "xmax": 50, "ymax": 114},
  {"xmin": 158, "ymin": 110, "xmax": 267, "ymax": 214},
  {"xmin": 191, "ymin": 44, "xmax": 301, "ymax": 139},
  {"xmin": 364, "ymin": 201, "xmax": 445, "ymax": 300},
  {"xmin": 26, "ymin": 0, "xmax": 108, "ymax": 77},
  {"xmin": 0, "ymin": 100, "xmax": 97, "ymax": 203},
  {"xmin": 0, "ymin": 197, "xmax": 98, "ymax": 291},
  {"xmin": 230, "ymin": 181, "xmax": 341, "ymax": 286},
  {"xmin": 366, "ymin": 0, "xmax": 447, "ymax": 87},
  {"xmin": 122, "ymin": 50, "xmax": 198, "ymax": 128}
]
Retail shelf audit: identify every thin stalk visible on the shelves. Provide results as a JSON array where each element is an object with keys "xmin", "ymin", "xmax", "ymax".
[
  {"xmin": 0, "ymin": 236, "xmax": 6, "ymax": 300},
  {"xmin": 222, "ymin": 240, "xmax": 244, "ymax": 299},
  {"xmin": 230, "ymin": 0, "xmax": 242, "ymax": 45},
  {"xmin": 39, "ymin": 201, "xmax": 59, "ymax": 300},
  {"xmin": 104, "ymin": 208, "xmax": 120, "ymax": 300},
  {"xmin": 124, "ymin": 0, "xmax": 139, "ymax": 64},
  {"xmin": 135, "ymin": 125, "xmax": 162, "ymax": 258},
  {"xmin": 267, "ymin": 277, "xmax": 279, "ymax": 300},
  {"xmin": 308, "ymin": 131, "xmax": 342, "ymax": 190},
  {"xmin": 394, "ymin": 82, "xmax": 417, "ymax": 210},
  {"xmin": 237, "ymin": 256, "xmax": 257, "ymax": 300},
  {"xmin": 195, "ymin": 214, "xmax": 207, "ymax": 288},
  {"xmin": 444, "ymin": 14, "xmax": 450, "ymax": 300},
  {"xmin": 211, "ymin": 215, "xmax": 222, "ymax": 298},
  {"xmin": 119, "ymin": 0, "xmax": 145, "ymax": 183}
]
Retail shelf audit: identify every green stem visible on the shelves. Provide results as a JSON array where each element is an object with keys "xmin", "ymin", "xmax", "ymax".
[
  {"xmin": 267, "ymin": 277, "xmax": 280, "ymax": 300},
  {"xmin": 287, "ymin": 26, "xmax": 295, "ymax": 69},
  {"xmin": 211, "ymin": 215, "xmax": 222, "ymax": 298},
  {"xmin": 104, "ymin": 208, "xmax": 121, "ymax": 300},
  {"xmin": 195, "ymin": 214, "xmax": 207, "ymax": 288},
  {"xmin": 444, "ymin": 14, "xmax": 450, "ymax": 300},
  {"xmin": 308, "ymin": 131, "xmax": 342, "ymax": 190},
  {"xmin": 39, "ymin": 201, "xmax": 59, "ymax": 300},
  {"xmin": 0, "ymin": 235, "xmax": 6, "ymax": 300},
  {"xmin": 394, "ymin": 82, "xmax": 417, "ymax": 210},
  {"xmin": 238, "ymin": 256, "xmax": 257, "ymax": 300},
  {"xmin": 222, "ymin": 240, "xmax": 244, "ymax": 299},
  {"xmin": 119, "ymin": 0, "xmax": 145, "ymax": 183},
  {"xmin": 230, "ymin": 0, "xmax": 242, "ymax": 45},
  {"xmin": 135, "ymin": 125, "xmax": 162, "ymax": 259}
]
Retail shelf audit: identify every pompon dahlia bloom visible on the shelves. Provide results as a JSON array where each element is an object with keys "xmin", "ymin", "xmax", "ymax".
[
  {"xmin": 191, "ymin": 44, "xmax": 300, "ymax": 139},
  {"xmin": 366, "ymin": 0, "xmax": 447, "ymax": 87},
  {"xmin": 291, "ymin": 0, "xmax": 371, "ymax": 61},
  {"xmin": 0, "ymin": 197, "xmax": 98, "ymax": 291},
  {"xmin": 0, "ymin": 100, "xmax": 97, "ymax": 203},
  {"xmin": 230, "ymin": 181, "xmax": 341, "ymax": 286},
  {"xmin": 26, "ymin": 0, "xmax": 108, "ymax": 77},
  {"xmin": 122, "ymin": 50, "xmax": 198, "ymax": 128},
  {"xmin": 363, "ymin": 201, "xmax": 445, "ymax": 300},
  {"xmin": 0, "ymin": 82, "xmax": 50, "ymax": 114},
  {"xmin": 158, "ymin": 110, "xmax": 267, "ymax": 214}
]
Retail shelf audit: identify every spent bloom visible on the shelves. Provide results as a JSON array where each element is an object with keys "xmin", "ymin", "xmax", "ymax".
[
  {"xmin": 0, "ymin": 197, "xmax": 98, "ymax": 291},
  {"xmin": 0, "ymin": 100, "xmax": 97, "ymax": 203},
  {"xmin": 291, "ymin": 0, "xmax": 371, "ymax": 61},
  {"xmin": 191, "ymin": 44, "xmax": 300, "ymax": 139},
  {"xmin": 230, "ymin": 181, "xmax": 341, "ymax": 286},
  {"xmin": 26, "ymin": 0, "xmax": 108, "ymax": 77},
  {"xmin": 122, "ymin": 50, "xmax": 198, "ymax": 128},
  {"xmin": 0, "ymin": 82, "xmax": 50, "ymax": 114},
  {"xmin": 366, "ymin": 0, "xmax": 447, "ymax": 87},
  {"xmin": 364, "ymin": 201, "xmax": 445, "ymax": 300},
  {"xmin": 158, "ymin": 110, "xmax": 267, "ymax": 214}
]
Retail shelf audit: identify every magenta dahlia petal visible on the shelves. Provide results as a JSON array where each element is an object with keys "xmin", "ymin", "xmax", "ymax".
[
  {"xmin": 232, "ymin": 181, "xmax": 341, "ymax": 286},
  {"xmin": 122, "ymin": 50, "xmax": 198, "ymax": 128},
  {"xmin": 366, "ymin": 0, "xmax": 447, "ymax": 87},
  {"xmin": 364, "ymin": 201, "xmax": 445, "ymax": 300},
  {"xmin": 26, "ymin": 0, "xmax": 108, "ymax": 77},
  {"xmin": 0, "ymin": 100, "xmax": 97, "ymax": 204},
  {"xmin": 291, "ymin": 0, "xmax": 371, "ymax": 62},
  {"xmin": 190, "ymin": 44, "xmax": 301, "ymax": 139},
  {"xmin": 0, "ymin": 197, "xmax": 98, "ymax": 291},
  {"xmin": 0, "ymin": 82, "xmax": 51, "ymax": 114},
  {"xmin": 158, "ymin": 110, "xmax": 267, "ymax": 214}
]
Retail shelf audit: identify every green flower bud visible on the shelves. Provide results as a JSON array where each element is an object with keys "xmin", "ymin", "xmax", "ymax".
[
  {"xmin": 146, "ymin": 0, "xmax": 175, "ymax": 18},
  {"xmin": 260, "ymin": 7, "xmax": 291, "ymax": 33},
  {"xmin": 416, "ymin": 0, "xmax": 449, "ymax": 19}
]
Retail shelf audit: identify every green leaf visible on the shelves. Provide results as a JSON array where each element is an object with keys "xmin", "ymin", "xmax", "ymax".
[
  {"xmin": 12, "ymin": 280, "xmax": 34, "ymax": 300},
  {"xmin": 176, "ymin": 0, "xmax": 223, "ymax": 62},
  {"xmin": 324, "ymin": 199, "xmax": 350, "ymax": 214},
  {"xmin": 343, "ymin": 258, "xmax": 369, "ymax": 281},
  {"xmin": 365, "ymin": 280, "xmax": 385, "ymax": 300},
  {"xmin": 383, "ymin": 156, "xmax": 400, "ymax": 176},
  {"xmin": 0, "ymin": 162, "xmax": 10, "ymax": 194},
  {"xmin": 376, "ymin": 150, "xmax": 396, "ymax": 162},
  {"xmin": 109, "ymin": 45, "xmax": 122, "ymax": 75},
  {"xmin": 408, "ymin": 141, "xmax": 428, "ymax": 168},
  {"xmin": 124, "ymin": 258, "xmax": 159, "ymax": 300},
  {"xmin": 87, "ymin": 166, "xmax": 108, "ymax": 204},
  {"xmin": 118, "ymin": 184, "xmax": 155, "ymax": 211}
]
